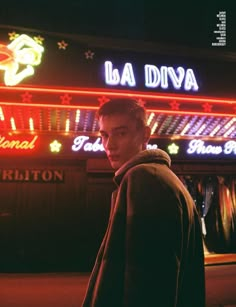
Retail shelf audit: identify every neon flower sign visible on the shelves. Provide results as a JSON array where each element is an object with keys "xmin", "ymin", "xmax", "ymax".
[
  {"xmin": 50, "ymin": 140, "xmax": 62, "ymax": 153},
  {"xmin": 72, "ymin": 135, "xmax": 157, "ymax": 152},
  {"xmin": 104, "ymin": 61, "xmax": 199, "ymax": 92},
  {"xmin": 0, "ymin": 34, "xmax": 44, "ymax": 86}
]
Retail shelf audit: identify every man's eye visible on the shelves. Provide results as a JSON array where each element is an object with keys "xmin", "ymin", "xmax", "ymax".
[{"xmin": 118, "ymin": 131, "xmax": 126, "ymax": 136}]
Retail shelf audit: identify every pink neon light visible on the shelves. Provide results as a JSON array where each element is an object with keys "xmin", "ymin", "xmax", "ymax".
[
  {"xmin": 146, "ymin": 109, "xmax": 235, "ymax": 118},
  {"xmin": 0, "ymin": 101, "xmax": 234, "ymax": 118},
  {"xmin": 0, "ymin": 101, "xmax": 98, "ymax": 110},
  {"xmin": 0, "ymin": 85, "xmax": 235, "ymax": 104}
]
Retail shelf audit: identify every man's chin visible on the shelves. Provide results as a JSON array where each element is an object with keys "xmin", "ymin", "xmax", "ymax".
[{"xmin": 109, "ymin": 160, "xmax": 121, "ymax": 170}]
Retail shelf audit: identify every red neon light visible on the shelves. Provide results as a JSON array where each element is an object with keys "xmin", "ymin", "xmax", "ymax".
[
  {"xmin": 0, "ymin": 101, "xmax": 234, "ymax": 118},
  {"xmin": 0, "ymin": 86, "xmax": 235, "ymax": 104},
  {"xmin": 0, "ymin": 101, "xmax": 98, "ymax": 110},
  {"xmin": 147, "ymin": 109, "xmax": 236, "ymax": 118}
]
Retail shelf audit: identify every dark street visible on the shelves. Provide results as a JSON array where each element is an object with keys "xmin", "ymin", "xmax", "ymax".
[
  {"xmin": 206, "ymin": 264, "xmax": 236, "ymax": 307},
  {"xmin": 0, "ymin": 261, "xmax": 236, "ymax": 307},
  {"xmin": 0, "ymin": 273, "xmax": 88, "ymax": 307}
]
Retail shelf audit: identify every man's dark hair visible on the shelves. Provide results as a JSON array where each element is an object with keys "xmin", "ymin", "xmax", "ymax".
[{"xmin": 97, "ymin": 98, "xmax": 147, "ymax": 130}]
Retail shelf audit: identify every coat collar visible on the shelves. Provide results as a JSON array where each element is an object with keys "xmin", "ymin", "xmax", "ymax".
[{"xmin": 113, "ymin": 149, "xmax": 171, "ymax": 186}]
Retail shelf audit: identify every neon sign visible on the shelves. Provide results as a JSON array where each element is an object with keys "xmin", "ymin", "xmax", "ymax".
[
  {"xmin": 72, "ymin": 135, "xmax": 157, "ymax": 152},
  {"xmin": 187, "ymin": 139, "xmax": 236, "ymax": 155},
  {"xmin": 0, "ymin": 34, "xmax": 44, "ymax": 86},
  {"xmin": 50, "ymin": 140, "xmax": 62, "ymax": 153},
  {"xmin": 104, "ymin": 61, "xmax": 199, "ymax": 92},
  {"xmin": 144, "ymin": 65, "xmax": 198, "ymax": 91},
  {"xmin": 72, "ymin": 136, "xmax": 104, "ymax": 152},
  {"xmin": 0, "ymin": 135, "xmax": 38, "ymax": 150},
  {"xmin": 104, "ymin": 61, "xmax": 136, "ymax": 87},
  {"xmin": 0, "ymin": 169, "xmax": 64, "ymax": 182},
  {"xmin": 167, "ymin": 143, "xmax": 179, "ymax": 154}
]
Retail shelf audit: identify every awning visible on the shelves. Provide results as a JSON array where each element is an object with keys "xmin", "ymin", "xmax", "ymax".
[{"xmin": 0, "ymin": 85, "xmax": 235, "ymax": 139}]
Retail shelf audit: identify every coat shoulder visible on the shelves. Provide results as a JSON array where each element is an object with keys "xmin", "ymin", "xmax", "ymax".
[{"xmin": 124, "ymin": 162, "xmax": 167, "ymax": 182}]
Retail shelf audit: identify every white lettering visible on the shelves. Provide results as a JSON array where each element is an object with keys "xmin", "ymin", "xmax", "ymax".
[
  {"xmin": 72, "ymin": 136, "xmax": 158, "ymax": 152},
  {"xmin": 105, "ymin": 61, "xmax": 136, "ymax": 87},
  {"xmin": 144, "ymin": 64, "xmax": 161, "ymax": 88},
  {"xmin": 120, "ymin": 63, "xmax": 136, "ymax": 86},
  {"xmin": 160, "ymin": 66, "xmax": 168, "ymax": 88},
  {"xmin": 184, "ymin": 69, "xmax": 199, "ymax": 91},
  {"xmin": 72, "ymin": 136, "xmax": 90, "ymax": 151},
  {"xmin": 144, "ymin": 64, "xmax": 198, "ymax": 91},
  {"xmin": 224, "ymin": 141, "xmax": 236, "ymax": 154},
  {"xmin": 104, "ymin": 61, "xmax": 120, "ymax": 85},
  {"xmin": 72, "ymin": 136, "xmax": 104, "ymax": 152},
  {"xmin": 104, "ymin": 61, "xmax": 199, "ymax": 92},
  {"xmin": 147, "ymin": 144, "xmax": 158, "ymax": 149},
  {"xmin": 187, "ymin": 140, "xmax": 223, "ymax": 155},
  {"xmin": 167, "ymin": 67, "xmax": 185, "ymax": 89}
]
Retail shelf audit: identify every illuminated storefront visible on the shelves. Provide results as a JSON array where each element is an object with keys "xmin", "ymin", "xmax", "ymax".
[{"xmin": 0, "ymin": 28, "xmax": 235, "ymax": 271}]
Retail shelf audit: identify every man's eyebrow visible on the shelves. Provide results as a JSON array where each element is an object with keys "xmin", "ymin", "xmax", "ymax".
[
  {"xmin": 99, "ymin": 126, "xmax": 128, "ymax": 134},
  {"xmin": 112, "ymin": 126, "xmax": 128, "ymax": 131}
]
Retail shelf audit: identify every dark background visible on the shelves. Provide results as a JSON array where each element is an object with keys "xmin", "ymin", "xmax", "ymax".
[{"xmin": 0, "ymin": 0, "xmax": 235, "ymax": 51}]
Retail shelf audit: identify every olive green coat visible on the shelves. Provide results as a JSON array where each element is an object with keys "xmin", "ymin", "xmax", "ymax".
[{"xmin": 82, "ymin": 149, "xmax": 205, "ymax": 307}]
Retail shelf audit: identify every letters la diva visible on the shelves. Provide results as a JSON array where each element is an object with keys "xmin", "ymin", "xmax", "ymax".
[{"xmin": 104, "ymin": 61, "xmax": 199, "ymax": 91}]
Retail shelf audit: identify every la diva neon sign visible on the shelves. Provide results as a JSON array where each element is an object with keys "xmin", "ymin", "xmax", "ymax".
[
  {"xmin": 104, "ymin": 61, "xmax": 199, "ymax": 92},
  {"xmin": 72, "ymin": 136, "xmax": 157, "ymax": 152}
]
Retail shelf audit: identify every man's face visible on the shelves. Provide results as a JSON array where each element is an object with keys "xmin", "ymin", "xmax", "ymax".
[{"xmin": 99, "ymin": 113, "xmax": 147, "ymax": 170}]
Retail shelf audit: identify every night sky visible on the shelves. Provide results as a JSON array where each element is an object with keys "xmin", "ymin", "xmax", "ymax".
[{"xmin": 0, "ymin": 0, "xmax": 235, "ymax": 51}]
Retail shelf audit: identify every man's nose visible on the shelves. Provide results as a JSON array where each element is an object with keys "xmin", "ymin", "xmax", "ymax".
[{"xmin": 105, "ymin": 136, "xmax": 116, "ymax": 150}]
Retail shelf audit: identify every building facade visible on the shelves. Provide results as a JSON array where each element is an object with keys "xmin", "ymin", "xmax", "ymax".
[{"xmin": 0, "ymin": 27, "xmax": 235, "ymax": 272}]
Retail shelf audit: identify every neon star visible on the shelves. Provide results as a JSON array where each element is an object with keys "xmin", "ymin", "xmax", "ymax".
[
  {"xmin": 33, "ymin": 36, "xmax": 44, "ymax": 45},
  {"xmin": 98, "ymin": 96, "xmax": 110, "ymax": 105},
  {"xmin": 85, "ymin": 49, "xmax": 95, "ymax": 59},
  {"xmin": 57, "ymin": 40, "xmax": 68, "ymax": 50},
  {"xmin": 170, "ymin": 100, "xmax": 180, "ymax": 110},
  {"xmin": 50, "ymin": 140, "xmax": 62, "ymax": 153},
  {"xmin": 21, "ymin": 91, "xmax": 32, "ymax": 103},
  {"xmin": 8, "ymin": 32, "xmax": 19, "ymax": 41},
  {"xmin": 168, "ymin": 143, "xmax": 179, "ymax": 154},
  {"xmin": 202, "ymin": 103, "xmax": 212, "ymax": 112},
  {"xmin": 60, "ymin": 93, "xmax": 72, "ymax": 105}
]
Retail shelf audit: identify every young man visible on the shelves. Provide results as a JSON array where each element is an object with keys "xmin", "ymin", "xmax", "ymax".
[{"xmin": 82, "ymin": 98, "xmax": 205, "ymax": 307}]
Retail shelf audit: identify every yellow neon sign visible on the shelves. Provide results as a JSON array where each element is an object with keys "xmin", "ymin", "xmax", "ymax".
[{"xmin": 0, "ymin": 34, "xmax": 44, "ymax": 86}]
